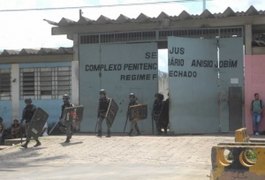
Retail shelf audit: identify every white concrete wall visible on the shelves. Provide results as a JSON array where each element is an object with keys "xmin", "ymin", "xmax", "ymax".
[{"xmin": 11, "ymin": 64, "xmax": 20, "ymax": 120}]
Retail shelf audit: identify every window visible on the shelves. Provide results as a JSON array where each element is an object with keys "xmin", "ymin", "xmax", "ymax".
[
  {"xmin": 20, "ymin": 66, "xmax": 71, "ymax": 99},
  {"xmin": 22, "ymin": 71, "xmax": 35, "ymax": 96},
  {"xmin": 40, "ymin": 69, "xmax": 52, "ymax": 96},
  {"xmin": 57, "ymin": 67, "xmax": 71, "ymax": 96},
  {"xmin": 0, "ymin": 69, "xmax": 11, "ymax": 100}
]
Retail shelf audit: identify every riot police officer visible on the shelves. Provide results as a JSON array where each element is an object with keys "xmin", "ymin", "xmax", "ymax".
[
  {"xmin": 60, "ymin": 94, "xmax": 74, "ymax": 143},
  {"xmin": 152, "ymin": 93, "xmax": 164, "ymax": 135},
  {"xmin": 97, "ymin": 89, "xmax": 111, "ymax": 137},
  {"xmin": 127, "ymin": 93, "xmax": 141, "ymax": 136},
  {"xmin": 21, "ymin": 98, "xmax": 40, "ymax": 148},
  {"xmin": 160, "ymin": 93, "xmax": 169, "ymax": 134}
]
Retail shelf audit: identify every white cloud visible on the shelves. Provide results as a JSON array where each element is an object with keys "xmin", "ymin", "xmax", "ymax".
[
  {"xmin": 0, "ymin": 0, "xmax": 263, "ymax": 51},
  {"xmin": 207, "ymin": 0, "xmax": 265, "ymax": 13},
  {"xmin": 0, "ymin": 0, "xmax": 262, "ymax": 72}
]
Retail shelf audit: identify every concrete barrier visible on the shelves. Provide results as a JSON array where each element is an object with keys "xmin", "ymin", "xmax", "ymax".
[
  {"xmin": 235, "ymin": 128, "xmax": 249, "ymax": 142},
  {"xmin": 210, "ymin": 144, "xmax": 265, "ymax": 180}
]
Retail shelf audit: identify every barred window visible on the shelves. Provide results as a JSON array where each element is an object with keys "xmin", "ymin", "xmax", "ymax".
[
  {"xmin": 40, "ymin": 69, "xmax": 52, "ymax": 96},
  {"xmin": 20, "ymin": 66, "xmax": 71, "ymax": 99},
  {"xmin": 22, "ymin": 71, "xmax": 35, "ymax": 96},
  {"xmin": 0, "ymin": 69, "xmax": 11, "ymax": 100},
  {"xmin": 57, "ymin": 67, "xmax": 71, "ymax": 96}
]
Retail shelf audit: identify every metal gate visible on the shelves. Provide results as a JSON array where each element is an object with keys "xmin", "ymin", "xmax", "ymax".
[
  {"xmin": 79, "ymin": 43, "xmax": 158, "ymax": 133},
  {"xmin": 168, "ymin": 37, "xmax": 243, "ymax": 134}
]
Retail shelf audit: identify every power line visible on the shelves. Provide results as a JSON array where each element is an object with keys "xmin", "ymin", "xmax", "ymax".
[{"xmin": 0, "ymin": 0, "xmax": 212, "ymax": 12}]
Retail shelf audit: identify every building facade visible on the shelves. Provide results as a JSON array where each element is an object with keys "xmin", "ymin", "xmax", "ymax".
[
  {"xmin": 1, "ymin": 6, "xmax": 265, "ymax": 134},
  {"xmin": 0, "ymin": 48, "xmax": 77, "ymax": 128},
  {"xmin": 46, "ymin": 6, "xmax": 265, "ymax": 134}
]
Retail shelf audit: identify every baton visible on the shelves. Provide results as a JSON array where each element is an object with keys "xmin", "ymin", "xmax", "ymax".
[
  {"xmin": 20, "ymin": 122, "xmax": 23, "ymax": 144},
  {"xmin": 151, "ymin": 114, "xmax": 154, "ymax": 135},
  {"xmin": 95, "ymin": 118, "xmax": 99, "ymax": 133},
  {"xmin": 123, "ymin": 117, "xmax": 128, "ymax": 133},
  {"xmin": 106, "ymin": 118, "xmax": 111, "ymax": 129}
]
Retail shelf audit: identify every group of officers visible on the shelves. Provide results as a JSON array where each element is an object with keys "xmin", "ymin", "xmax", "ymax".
[
  {"xmin": 20, "ymin": 89, "xmax": 169, "ymax": 148},
  {"xmin": 96, "ymin": 89, "xmax": 169, "ymax": 137},
  {"xmin": 20, "ymin": 94, "xmax": 74, "ymax": 148}
]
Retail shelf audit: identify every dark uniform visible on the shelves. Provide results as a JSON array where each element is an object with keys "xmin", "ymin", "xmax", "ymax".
[
  {"xmin": 61, "ymin": 94, "xmax": 74, "ymax": 143},
  {"xmin": 127, "ymin": 93, "xmax": 141, "ymax": 136},
  {"xmin": 97, "ymin": 89, "xmax": 111, "ymax": 137},
  {"xmin": 21, "ymin": 98, "xmax": 40, "ymax": 148},
  {"xmin": 160, "ymin": 96, "xmax": 169, "ymax": 134},
  {"xmin": 152, "ymin": 93, "xmax": 164, "ymax": 134},
  {"xmin": 0, "ymin": 117, "xmax": 6, "ymax": 145}
]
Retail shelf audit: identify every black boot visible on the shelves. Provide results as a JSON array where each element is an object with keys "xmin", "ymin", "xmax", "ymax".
[
  {"xmin": 128, "ymin": 129, "xmax": 133, "ymax": 136},
  {"xmin": 106, "ymin": 130, "xmax": 111, "ymax": 137},
  {"xmin": 97, "ymin": 131, "xmax": 102, "ymax": 137},
  {"xmin": 136, "ymin": 130, "xmax": 141, "ymax": 136},
  {"xmin": 21, "ymin": 141, "xmax": 29, "ymax": 148},
  {"xmin": 34, "ymin": 140, "xmax": 41, "ymax": 147},
  {"xmin": 136, "ymin": 126, "xmax": 141, "ymax": 136},
  {"xmin": 64, "ymin": 137, "xmax": 70, "ymax": 143}
]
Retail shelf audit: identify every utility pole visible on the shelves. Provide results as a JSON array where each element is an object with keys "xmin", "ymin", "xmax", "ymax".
[{"xmin": 203, "ymin": 0, "xmax": 206, "ymax": 11}]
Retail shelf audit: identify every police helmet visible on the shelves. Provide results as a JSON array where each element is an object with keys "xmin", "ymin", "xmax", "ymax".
[
  {"xmin": 63, "ymin": 94, "xmax": 70, "ymax": 100},
  {"xmin": 24, "ymin": 98, "xmax": 32, "ymax": 104},
  {"xmin": 99, "ymin": 89, "xmax": 106, "ymax": 95},
  {"xmin": 63, "ymin": 94, "xmax": 69, "ymax": 98},
  {"xmin": 129, "ymin": 93, "xmax": 135, "ymax": 98},
  {"xmin": 158, "ymin": 93, "xmax": 164, "ymax": 101}
]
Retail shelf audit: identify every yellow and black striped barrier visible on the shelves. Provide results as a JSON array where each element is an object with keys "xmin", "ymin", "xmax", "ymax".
[
  {"xmin": 210, "ymin": 143, "xmax": 265, "ymax": 180},
  {"xmin": 235, "ymin": 128, "xmax": 249, "ymax": 142},
  {"xmin": 234, "ymin": 127, "xmax": 265, "ymax": 144}
]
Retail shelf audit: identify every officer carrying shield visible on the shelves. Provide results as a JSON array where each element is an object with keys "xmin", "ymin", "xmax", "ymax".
[
  {"xmin": 127, "ymin": 93, "xmax": 141, "ymax": 136},
  {"xmin": 60, "ymin": 94, "xmax": 74, "ymax": 143},
  {"xmin": 97, "ymin": 89, "xmax": 111, "ymax": 137},
  {"xmin": 21, "ymin": 98, "xmax": 41, "ymax": 148}
]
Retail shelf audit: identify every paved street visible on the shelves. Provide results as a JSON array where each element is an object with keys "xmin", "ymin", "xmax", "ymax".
[{"xmin": 0, "ymin": 134, "xmax": 234, "ymax": 180}]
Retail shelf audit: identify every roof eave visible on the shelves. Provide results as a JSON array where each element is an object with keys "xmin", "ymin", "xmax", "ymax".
[{"xmin": 51, "ymin": 15, "xmax": 265, "ymax": 36}]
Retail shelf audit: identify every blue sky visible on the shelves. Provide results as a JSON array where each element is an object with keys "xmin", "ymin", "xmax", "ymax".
[{"xmin": 0, "ymin": 0, "xmax": 263, "ymax": 72}]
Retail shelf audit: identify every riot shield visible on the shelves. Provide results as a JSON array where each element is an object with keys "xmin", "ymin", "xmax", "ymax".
[
  {"xmin": 105, "ymin": 99, "xmax": 119, "ymax": 128},
  {"xmin": 29, "ymin": 107, "xmax": 49, "ymax": 139},
  {"xmin": 49, "ymin": 105, "xmax": 84, "ymax": 135},
  {"xmin": 63, "ymin": 105, "xmax": 84, "ymax": 131},
  {"xmin": 129, "ymin": 104, "xmax": 148, "ymax": 121}
]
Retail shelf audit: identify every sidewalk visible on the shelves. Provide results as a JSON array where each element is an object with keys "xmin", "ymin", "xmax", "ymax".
[{"xmin": 0, "ymin": 134, "xmax": 235, "ymax": 180}]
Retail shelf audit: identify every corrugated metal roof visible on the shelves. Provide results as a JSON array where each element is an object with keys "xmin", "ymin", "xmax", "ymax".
[
  {"xmin": 45, "ymin": 6, "xmax": 265, "ymax": 27},
  {"xmin": 1, "ymin": 50, "xmax": 20, "ymax": 56},
  {"xmin": 0, "ymin": 47, "xmax": 73, "ymax": 56}
]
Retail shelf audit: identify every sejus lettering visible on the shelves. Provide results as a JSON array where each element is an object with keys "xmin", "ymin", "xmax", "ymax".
[
  {"xmin": 145, "ymin": 52, "xmax": 157, "ymax": 59},
  {"xmin": 168, "ymin": 47, "xmax": 185, "ymax": 55},
  {"xmin": 169, "ymin": 70, "xmax": 197, "ymax": 78}
]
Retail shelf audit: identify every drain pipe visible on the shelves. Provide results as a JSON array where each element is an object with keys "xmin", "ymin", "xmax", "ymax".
[{"xmin": 216, "ymin": 37, "xmax": 222, "ymax": 132}]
